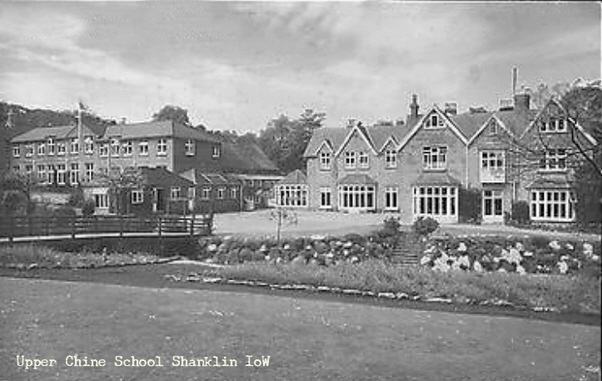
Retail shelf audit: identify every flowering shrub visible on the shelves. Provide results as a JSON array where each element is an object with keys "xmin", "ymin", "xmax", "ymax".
[{"xmin": 412, "ymin": 216, "xmax": 439, "ymax": 236}]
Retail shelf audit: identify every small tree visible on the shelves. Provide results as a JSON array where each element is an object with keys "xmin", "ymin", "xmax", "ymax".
[
  {"xmin": 269, "ymin": 207, "xmax": 298, "ymax": 243},
  {"xmin": 97, "ymin": 167, "xmax": 145, "ymax": 215}
]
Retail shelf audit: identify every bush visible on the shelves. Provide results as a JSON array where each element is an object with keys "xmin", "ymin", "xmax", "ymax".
[
  {"xmin": 459, "ymin": 187, "xmax": 481, "ymax": 224},
  {"xmin": 381, "ymin": 216, "xmax": 401, "ymax": 237},
  {"xmin": 82, "ymin": 199, "xmax": 96, "ymax": 216},
  {"xmin": 510, "ymin": 201, "xmax": 530, "ymax": 225},
  {"xmin": 412, "ymin": 216, "xmax": 439, "ymax": 236},
  {"xmin": 67, "ymin": 187, "xmax": 85, "ymax": 207},
  {"xmin": 53, "ymin": 206, "xmax": 76, "ymax": 218}
]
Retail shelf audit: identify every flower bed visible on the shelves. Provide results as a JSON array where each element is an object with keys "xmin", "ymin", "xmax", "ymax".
[{"xmin": 420, "ymin": 235, "xmax": 600, "ymax": 276}]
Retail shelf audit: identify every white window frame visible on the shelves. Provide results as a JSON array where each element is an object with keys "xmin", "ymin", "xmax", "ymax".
[
  {"xmin": 95, "ymin": 193, "xmax": 109, "ymax": 209},
  {"xmin": 46, "ymin": 165, "xmax": 54, "ymax": 184},
  {"xmin": 540, "ymin": 118, "xmax": 568, "ymax": 133},
  {"xmin": 37, "ymin": 164, "xmax": 46, "ymax": 183},
  {"xmin": 216, "ymin": 187, "xmax": 225, "ymax": 200},
  {"xmin": 385, "ymin": 149, "xmax": 397, "ymax": 169},
  {"xmin": 122, "ymin": 141, "xmax": 133, "ymax": 157},
  {"xmin": 425, "ymin": 113, "xmax": 444, "ymax": 129},
  {"xmin": 482, "ymin": 189, "xmax": 503, "ymax": 218},
  {"xmin": 57, "ymin": 141, "xmax": 66, "ymax": 156},
  {"xmin": 25, "ymin": 165, "xmax": 33, "ymax": 177},
  {"xmin": 319, "ymin": 187, "xmax": 332, "ymax": 209},
  {"xmin": 530, "ymin": 189, "xmax": 574, "ymax": 222},
  {"xmin": 358, "ymin": 151, "xmax": 369, "ymax": 168},
  {"xmin": 57, "ymin": 164, "xmax": 66, "ymax": 185},
  {"xmin": 413, "ymin": 186, "xmax": 457, "ymax": 218},
  {"xmin": 170, "ymin": 186, "xmax": 181, "ymax": 200},
  {"xmin": 99, "ymin": 142, "xmax": 109, "ymax": 157},
  {"xmin": 84, "ymin": 136, "xmax": 94, "ymax": 154},
  {"xmin": 201, "ymin": 187, "xmax": 211, "ymax": 200},
  {"xmin": 139, "ymin": 140, "xmax": 149, "ymax": 156},
  {"xmin": 70, "ymin": 163, "xmax": 79, "ymax": 185},
  {"xmin": 229, "ymin": 187, "xmax": 237, "ymax": 199},
  {"xmin": 212, "ymin": 145, "xmax": 221, "ymax": 158},
  {"xmin": 47, "ymin": 138, "xmax": 55, "ymax": 156},
  {"xmin": 185, "ymin": 139, "xmax": 195, "ymax": 156},
  {"xmin": 12, "ymin": 145, "xmax": 20, "ymax": 158},
  {"xmin": 25, "ymin": 144, "xmax": 34, "ymax": 157},
  {"xmin": 187, "ymin": 187, "xmax": 196, "ymax": 200},
  {"xmin": 384, "ymin": 187, "xmax": 399, "ymax": 210},
  {"xmin": 540, "ymin": 148, "xmax": 567, "ymax": 172},
  {"xmin": 344, "ymin": 151, "xmax": 356, "ymax": 169},
  {"xmin": 423, "ymin": 146, "xmax": 447, "ymax": 170},
  {"xmin": 338, "ymin": 185, "xmax": 375, "ymax": 210},
  {"xmin": 70, "ymin": 138, "xmax": 79, "ymax": 155},
  {"xmin": 37, "ymin": 142, "xmax": 46, "ymax": 156},
  {"xmin": 131, "ymin": 189, "xmax": 144, "ymax": 204},
  {"xmin": 157, "ymin": 139, "xmax": 168, "ymax": 156},
  {"xmin": 319, "ymin": 151, "xmax": 331, "ymax": 170},
  {"xmin": 85, "ymin": 163, "xmax": 94, "ymax": 182},
  {"xmin": 111, "ymin": 138, "xmax": 120, "ymax": 157},
  {"xmin": 276, "ymin": 184, "xmax": 308, "ymax": 207}
]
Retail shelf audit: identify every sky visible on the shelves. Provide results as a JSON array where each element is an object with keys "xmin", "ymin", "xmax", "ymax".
[{"xmin": 0, "ymin": 1, "xmax": 600, "ymax": 132}]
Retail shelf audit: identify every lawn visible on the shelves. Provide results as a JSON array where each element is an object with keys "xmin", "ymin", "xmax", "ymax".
[{"xmin": 1, "ymin": 277, "xmax": 599, "ymax": 381}]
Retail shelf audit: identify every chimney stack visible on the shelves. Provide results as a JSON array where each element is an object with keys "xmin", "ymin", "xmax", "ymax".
[
  {"xmin": 444, "ymin": 102, "xmax": 458, "ymax": 116},
  {"xmin": 513, "ymin": 88, "xmax": 531, "ymax": 117},
  {"xmin": 120, "ymin": 117, "xmax": 127, "ymax": 124},
  {"xmin": 407, "ymin": 94, "xmax": 421, "ymax": 126}
]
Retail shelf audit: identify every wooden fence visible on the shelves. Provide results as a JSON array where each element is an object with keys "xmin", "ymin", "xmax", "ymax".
[{"xmin": 0, "ymin": 214, "xmax": 213, "ymax": 242}]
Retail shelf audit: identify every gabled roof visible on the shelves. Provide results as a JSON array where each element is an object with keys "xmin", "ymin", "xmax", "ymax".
[
  {"xmin": 277, "ymin": 169, "xmax": 307, "ymax": 185},
  {"xmin": 303, "ymin": 128, "xmax": 351, "ymax": 158},
  {"xmin": 217, "ymin": 137, "xmax": 280, "ymax": 174},
  {"xmin": 11, "ymin": 124, "xmax": 99, "ymax": 143},
  {"xmin": 104, "ymin": 120, "xmax": 220, "ymax": 143},
  {"xmin": 397, "ymin": 106, "xmax": 468, "ymax": 151},
  {"xmin": 333, "ymin": 124, "xmax": 378, "ymax": 157}
]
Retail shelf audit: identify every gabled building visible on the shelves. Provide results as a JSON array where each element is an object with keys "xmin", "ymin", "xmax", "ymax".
[{"xmin": 287, "ymin": 90, "xmax": 598, "ymax": 224}]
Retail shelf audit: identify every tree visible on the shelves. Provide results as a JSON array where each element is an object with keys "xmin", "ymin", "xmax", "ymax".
[
  {"xmin": 152, "ymin": 105, "xmax": 192, "ymax": 126},
  {"xmin": 258, "ymin": 109, "xmax": 325, "ymax": 173},
  {"xmin": 0, "ymin": 171, "xmax": 32, "ymax": 216},
  {"xmin": 97, "ymin": 167, "xmax": 145, "ymax": 215}
]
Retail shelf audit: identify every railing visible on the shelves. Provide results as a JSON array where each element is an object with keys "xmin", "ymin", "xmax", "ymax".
[{"xmin": 0, "ymin": 214, "xmax": 213, "ymax": 242}]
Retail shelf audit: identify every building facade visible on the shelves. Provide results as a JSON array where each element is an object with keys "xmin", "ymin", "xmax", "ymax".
[{"xmin": 276, "ymin": 92, "xmax": 598, "ymax": 224}]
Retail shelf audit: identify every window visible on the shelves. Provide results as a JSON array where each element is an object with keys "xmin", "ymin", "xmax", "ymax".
[
  {"xmin": 358, "ymin": 151, "xmax": 369, "ymax": 168},
  {"xmin": 212, "ymin": 146, "xmax": 221, "ymax": 158},
  {"xmin": 481, "ymin": 151, "xmax": 505, "ymax": 171},
  {"xmin": 139, "ymin": 140, "xmax": 149, "ymax": 156},
  {"xmin": 46, "ymin": 165, "xmax": 54, "ymax": 184},
  {"xmin": 201, "ymin": 188, "xmax": 211, "ymax": 200},
  {"xmin": 131, "ymin": 189, "xmax": 144, "ymax": 204},
  {"xmin": 12, "ymin": 145, "xmax": 20, "ymax": 158},
  {"xmin": 319, "ymin": 187, "xmax": 332, "ymax": 209},
  {"xmin": 540, "ymin": 118, "xmax": 568, "ymax": 133},
  {"xmin": 57, "ymin": 141, "xmax": 66, "ymax": 156},
  {"xmin": 216, "ymin": 187, "xmax": 225, "ymax": 199},
  {"xmin": 276, "ymin": 185, "xmax": 308, "ymax": 207},
  {"xmin": 47, "ymin": 138, "xmax": 55, "ymax": 156},
  {"xmin": 37, "ymin": 165, "xmax": 46, "ymax": 183},
  {"xmin": 70, "ymin": 163, "xmax": 80, "ymax": 185},
  {"xmin": 37, "ymin": 143, "xmax": 46, "ymax": 156},
  {"xmin": 425, "ymin": 113, "xmax": 444, "ymax": 128},
  {"xmin": 70, "ymin": 138, "xmax": 79, "ymax": 154},
  {"xmin": 385, "ymin": 187, "xmax": 398, "ymax": 210},
  {"xmin": 188, "ymin": 187, "xmax": 196, "ymax": 200},
  {"xmin": 530, "ymin": 190, "xmax": 574, "ymax": 222},
  {"xmin": 489, "ymin": 121, "xmax": 498, "ymax": 135},
  {"xmin": 185, "ymin": 139, "xmax": 195, "ymax": 156},
  {"xmin": 57, "ymin": 164, "xmax": 66, "ymax": 185},
  {"xmin": 229, "ymin": 187, "xmax": 237, "ymax": 199},
  {"xmin": 95, "ymin": 193, "xmax": 109, "ymax": 209},
  {"xmin": 122, "ymin": 141, "xmax": 133, "ymax": 156},
  {"xmin": 84, "ymin": 136, "xmax": 94, "ymax": 154},
  {"xmin": 25, "ymin": 144, "xmax": 33, "ymax": 157},
  {"xmin": 85, "ymin": 163, "xmax": 94, "ymax": 182},
  {"xmin": 345, "ymin": 151, "xmax": 356, "ymax": 169},
  {"xmin": 157, "ymin": 139, "xmax": 167, "ymax": 156},
  {"xmin": 423, "ymin": 146, "xmax": 447, "ymax": 170},
  {"xmin": 99, "ymin": 142, "xmax": 109, "ymax": 157},
  {"xmin": 385, "ymin": 150, "xmax": 397, "ymax": 169},
  {"xmin": 413, "ymin": 186, "xmax": 457, "ymax": 218},
  {"xmin": 25, "ymin": 165, "xmax": 33, "ymax": 177},
  {"xmin": 338, "ymin": 185, "xmax": 375, "ymax": 210},
  {"xmin": 170, "ymin": 187, "xmax": 181, "ymax": 200},
  {"xmin": 111, "ymin": 139, "xmax": 120, "ymax": 157},
  {"xmin": 540, "ymin": 149, "xmax": 567, "ymax": 171},
  {"xmin": 319, "ymin": 151, "xmax": 331, "ymax": 170}
]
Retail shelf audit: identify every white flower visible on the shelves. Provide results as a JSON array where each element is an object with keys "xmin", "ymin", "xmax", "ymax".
[
  {"xmin": 516, "ymin": 265, "xmax": 526, "ymax": 275},
  {"xmin": 473, "ymin": 260, "xmax": 484, "ymax": 272},
  {"xmin": 566, "ymin": 243, "xmax": 574, "ymax": 251},
  {"xmin": 207, "ymin": 244, "xmax": 218, "ymax": 252},
  {"xmin": 558, "ymin": 261, "xmax": 569, "ymax": 274},
  {"xmin": 420, "ymin": 256, "xmax": 431, "ymax": 265},
  {"xmin": 523, "ymin": 251, "xmax": 533, "ymax": 257},
  {"xmin": 457, "ymin": 242, "xmax": 467, "ymax": 252},
  {"xmin": 549, "ymin": 240, "xmax": 561, "ymax": 251},
  {"xmin": 583, "ymin": 243, "xmax": 594, "ymax": 258},
  {"xmin": 515, "ymin": 242, "xmax": 524, "ymax": 251}
]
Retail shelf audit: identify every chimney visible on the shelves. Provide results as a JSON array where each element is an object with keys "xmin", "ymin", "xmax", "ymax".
[
  {"xmin": 444, "ymin": 102, "xmax": 458, "ymax": 116},
  {"xmin": 120, "ymin": 117, "xmax": 127, "ymax": 124},
  {"xmin": 513, "ymin": 89, "xmax": 531, "ymax": 116},
  {"xmin": 407, "ymin": 94, "xmax": 420, "ymax": 126},
  {"xmin": 499, "ymin": 99, "xmax": 514, "ymax": 112},
  {"xmin": 346, "ymin": 118, "xmax": 356, "ymax": 128}
]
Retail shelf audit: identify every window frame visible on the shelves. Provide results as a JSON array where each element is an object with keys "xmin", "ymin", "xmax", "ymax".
[
  {"xmin": 319, "ymin": 187, "xmax": 332, "ymax": 209},
  {"xmin": 530, "ymin": 189, "xmax": 574, "ymax": 222},
  {"xmin": 319, "ymin": 151, "xmax": 331, "ymax": 170},
  {"xmin": 131, "ymin": 189, "xmax": 144, "ymax": 204},
  {"xmin": 185, "ymin": 139, "xmax": 195, "ymax": 156},
  {"xmin": 344, "ymin": 151, "xmax": 357, "ymax": 169},
  {"xmin": 385, "ymin": 149, "xmax": 397, "ymax": 169},
  {"xmin": 157, "ymin": 139, "xmax": 168, "ymax": 156},
  {"xmin": 422, "ymin": 146, "xmax": 447, "ymax": 171}
]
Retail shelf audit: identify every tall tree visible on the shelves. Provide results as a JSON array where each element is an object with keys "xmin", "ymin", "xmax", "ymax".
[{"xmin": 152, "ymin": 105, "xmax": 192, "ymax": 126}]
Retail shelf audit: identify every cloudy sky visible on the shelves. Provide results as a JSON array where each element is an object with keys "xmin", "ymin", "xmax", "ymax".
[{"xmin": 0, "ymin": 2, "xmax": 599, "ymax": 132}]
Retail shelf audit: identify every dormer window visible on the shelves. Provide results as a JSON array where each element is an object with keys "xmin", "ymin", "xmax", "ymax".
[
  {"xmin": 70, "ymin": 138, "xmax": 79, "ymax": 154},
  {"xmin": 540, "ymin": 118, "xmax": 568, "ymax": 133},
  {"xmin": 212, "ymin": 146, "xmax": 221, "ymax": 158},
  {"xmin": 47, "ymin": 138, "xmax": 55, "ymax": 155},
  {"xmin": 319, "ymin": 151, "xmax": 331, "ymax": 170},
  {"xmin": 84, "ymin": 136, "xmax": 94, "ymax": 154},
  {"xmin": 425, "ymin": 113, "xmax": 444, "ymax": 129},
  {"xmin": 185, "ymin": 139, "xmax": 195, "ymax": 156}
]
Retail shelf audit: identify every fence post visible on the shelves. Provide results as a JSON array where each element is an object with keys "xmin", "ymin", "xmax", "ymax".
[
  {"xmin": 28, "ymin": 215, "xmax": 33, "ymax": 236},
  {"xmin": 157, "ymin": 216, "xmax": 163, "ymax": 256},
  {"xmin": 71, "ymin": 216, "xmax": 76, "ymax": 239},
  {"xmin": 9, "ymin": 215, "xmax": 14, "ymax": 245},
  {"xmin": 190, "ymin": 213, "xmax": 195, "ymax": 237},
  {"xmin": 119, "ymin": 215, "xmax": 124, "ymax": 238}
]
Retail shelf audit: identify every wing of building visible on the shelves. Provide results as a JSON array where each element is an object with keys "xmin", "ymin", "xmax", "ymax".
[{"xmin": 275, "ymin": 92, "xmax": 598, "ymax": 225}]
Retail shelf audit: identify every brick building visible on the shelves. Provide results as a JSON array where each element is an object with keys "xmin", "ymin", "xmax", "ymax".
[{"xmin": 276, "ymin": 92, "xmax": 598, "ymax": 224}]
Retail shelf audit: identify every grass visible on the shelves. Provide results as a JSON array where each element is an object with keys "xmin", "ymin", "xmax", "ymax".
[
  {"xmin": 0, "ymin": 244, "xmax": 161, "ymax": 268},
  {"xmin": 1, "ymin": 277, "xmax": 600, "ymax": 381},
  {"xmin": 205, "ymin": 260, "xmax": 601, "ymax": 314}
]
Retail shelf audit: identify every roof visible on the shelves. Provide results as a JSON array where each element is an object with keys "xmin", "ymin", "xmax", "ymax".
[
  {"xmin": 303, "ymin": 124, "xmax": 411, "ymax": 158},
  {"xmin": 11, "ymin": 124, "xmax": 98, "ymax": 143},
  {"xmin": 277, "ymin": 169, "xmax": 307, "ymax": 185},
  {"xmin": 338, "ymin": 173, "xmax": 376, "ymax": 185},
  {"xmin": 178, "ymin": 168, "xmax": 242, "ymax": 186},
  {"xmin": 104, "ymin": 120, "xmax": 219, "ymax": 143},
  {"xmin": 218, "ymin": 137, "xmax": 280, "ymax": 174},
  {"xmin": 140, "ymin": 167, "xmax": 194, "ymax": 188},
  {"xmin": 412, "ymin": 172, "xmax": 462, "ymax": 186}
]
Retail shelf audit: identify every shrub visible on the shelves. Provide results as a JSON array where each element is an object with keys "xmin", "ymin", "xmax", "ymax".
[
  {"xmin": 67, "ymin": 187, "xmax": 86, "ymax": 207},
  {"xmin": 381, "ymin": 216, "xmax": 401, "ymax": 237},
  {"xmin": 412, "ymin": 216, "xmax": 439, "ymax": 236},
  {"xmin": 510, "ymin": 201, "xmax": 530, "ymax": 225},
  {"xmin": 82, "ymin": 199, "xmax": 96, "ymax": 216},
  {"xmin": 459, "ymin": 187, "xmax": 481, "ymax": 224},
  {"xmin": 53, "ymin": 206, "xmax": 76, "ymax": 218}
]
